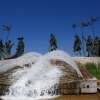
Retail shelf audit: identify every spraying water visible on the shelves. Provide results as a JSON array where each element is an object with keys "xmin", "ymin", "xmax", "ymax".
[{"xmin": 1, "ymin": 50, "xmax": 82, "ymax": 100}]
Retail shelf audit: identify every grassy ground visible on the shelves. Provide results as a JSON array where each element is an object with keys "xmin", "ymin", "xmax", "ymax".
[{"xmin": 85, "ymin": 63, "xmax": 100, "ymax": 80}]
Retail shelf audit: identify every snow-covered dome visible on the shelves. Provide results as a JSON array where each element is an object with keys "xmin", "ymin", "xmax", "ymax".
[{"xmin": 0, "ymin": 50, "xmax": 82, "ymax": 98}]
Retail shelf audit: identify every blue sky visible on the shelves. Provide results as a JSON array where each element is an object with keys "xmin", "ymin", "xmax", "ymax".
[{"xmin": 0, "ymin": 0, "xmax": 100, "ymax": 55}]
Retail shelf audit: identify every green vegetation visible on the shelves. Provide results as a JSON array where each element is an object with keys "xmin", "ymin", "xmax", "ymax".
[{"xmin": 85, "ymin": 63, "xmax": 100, "ymax": 80}]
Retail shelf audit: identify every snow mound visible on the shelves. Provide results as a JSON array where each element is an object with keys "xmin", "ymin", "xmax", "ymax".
[
  {"xmin": 73, "ymin": 57, "xmax": 100, "ymax": 65},
  {"xmin": 7, "ymin": 54, "xmax": 63, "ymax": 97},
  {"xmin": 45, "ymin": 50, "xmax": 82, "ymax": 76},
  {"xmin": 0, "ymin": 50, "xmax": 83, "ymax": 100},
  {"xmin": 0, "ymin": 52, "xmax": 42, "ymax": 73}
]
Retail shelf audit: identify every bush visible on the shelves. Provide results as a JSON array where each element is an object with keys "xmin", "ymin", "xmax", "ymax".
[{"xmin": 85, "ymin": 63, "xmax": 100, "ymax": 80}]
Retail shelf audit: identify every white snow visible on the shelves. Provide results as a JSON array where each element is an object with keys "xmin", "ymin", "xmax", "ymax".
[
  {"xmin": 45, "ymin": 50, "xmax": 82, "ymax": 76},
  {"xmin": 0, "ymin": 50, "xmax": 83, "ymax": 100},
  {"xmin": 73, "ymin": 57, "xmax": 100, "ymax": 66},
  {"xmin": 1, "ymin": 95, "xmax": 59, "ymax": 100},
  {"xmin": 7, "ymin": 54, "xmax": 63, "ymax": 97},
  {"xmin": 0, "ymin": 52, "xmax": 41, "ymax": 73}
]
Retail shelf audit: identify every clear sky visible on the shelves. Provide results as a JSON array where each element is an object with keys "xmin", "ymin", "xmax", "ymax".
[{"xmin": 0, "ymin": 0, "xmax": 100, "ymax": 55}]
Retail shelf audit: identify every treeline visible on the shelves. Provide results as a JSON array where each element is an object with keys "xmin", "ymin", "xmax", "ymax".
[
  {"xmin": 73, "ymin": 35, "xmax": 100, "ymax": 57},
  {"xmin": 72, "ymin": 16, "xmax": 100, "ymax": 57},
  {"xmin": 0, "ymin": 37, "xmax": 25, "ymax": 60},
  {"xmin": 49, "ymin": 33, "xmax": 100, "ymax": 57},
  {"xmin": 0, "ymin": 24, "xmax": 25, "ymax": 60}
]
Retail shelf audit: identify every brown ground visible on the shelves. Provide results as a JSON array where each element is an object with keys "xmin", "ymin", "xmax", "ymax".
[{"xmin": 52, "ymin": 93, "xmax": 100, "ymax": 100}]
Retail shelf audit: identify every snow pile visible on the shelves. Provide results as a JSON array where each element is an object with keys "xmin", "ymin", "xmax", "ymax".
[
  {"xmin": 45, "ymin": 50, "xmax": 82, "ymax": 76},
  {"xmin": 0, "ymin": 52, "xmax": 41, "ymax": 73},
  {"xmin": 1, "ymin": 95, "xmax": 59, "ymax": 100},
  {"xmin": 73, "ymin": 57, "xmax": 100, "ymax": 65},
  {"xmin": 6, "ymin": 52, "xmax": 63, "ymax": 98},
  {"xmin": 1, "ymin": 50, "xmax": 82, "ymax": 100}
]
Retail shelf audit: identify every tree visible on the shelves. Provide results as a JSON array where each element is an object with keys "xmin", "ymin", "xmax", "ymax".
[{"xmin": 49, "ymin": 33, "xmax": 58, "ymax": 52}]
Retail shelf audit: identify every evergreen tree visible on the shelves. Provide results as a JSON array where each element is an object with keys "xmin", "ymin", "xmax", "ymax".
[
  {"xmin": 49, "ymin": 33, "xmax": 58, "ymax": 52},
  {"xmin": 16, "ymin": 37, "xmax": 25, "ymax": 57},
  {"xmin": 86, "ymin": 35, "xmax": 93, "ymax": 57},
  {"xmin": 73, "ymin": 35, "xmax": 81, "ymax": 56}
]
